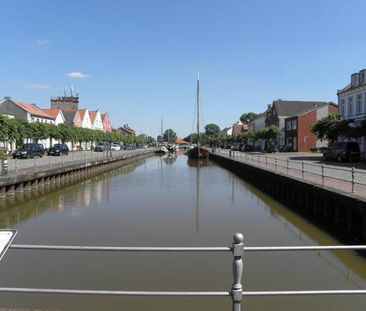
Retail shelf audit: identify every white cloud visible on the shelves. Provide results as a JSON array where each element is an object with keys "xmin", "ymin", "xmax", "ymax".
[
  {"xmin": 11, "ymin": 80, "xmax": 50, "ymax": 90},
  {"xmin": 65, "ymin": 72, "xmax": 92, "ymax": 79},
  {"xmin": 25, "ymin": 83, "xmax": 51, "ymax": 89},
  {"xmin": 36, "ymin": 40, "xmax": 51, "ymax": 46}
]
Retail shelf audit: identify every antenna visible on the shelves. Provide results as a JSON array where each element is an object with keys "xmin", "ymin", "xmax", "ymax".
[
  {"xmin": 70, "ymin": 85, "xmax": 74, "ymax": 97},
  {"xmin": 63, "ymin": 86, "xmax": 67, "ymax": 97}
]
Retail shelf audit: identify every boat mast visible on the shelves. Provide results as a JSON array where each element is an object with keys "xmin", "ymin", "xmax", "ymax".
[
  {"xmin": 161, "ymin": 117, "xmax": 163, "ymax": 143},
  {"xmin": 196, "ymin": 70, "xmax": 200, "ymax": 146}
]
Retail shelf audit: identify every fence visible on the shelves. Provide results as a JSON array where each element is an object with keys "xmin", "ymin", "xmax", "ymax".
[
  {"xmin": 2, "ymin": 232, "xmax": 366, "ymax": 310},
  {"xmin": 3, "ymin": 148, "xmax": 154, "ymax": 176},
  {"xmin": 215, "ymin": 149, "xmax": 366, "ymax": 195}
]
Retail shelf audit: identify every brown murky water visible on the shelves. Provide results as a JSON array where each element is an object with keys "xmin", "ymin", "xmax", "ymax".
[{"xmin": 0, "ymin": 154, "xmax": 365, "ymax": 311}]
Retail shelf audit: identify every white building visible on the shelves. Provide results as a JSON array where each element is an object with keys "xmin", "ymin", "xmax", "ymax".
[{"xmin": 337, "ymin": 69, "xmax": 366, "ymax": 152}]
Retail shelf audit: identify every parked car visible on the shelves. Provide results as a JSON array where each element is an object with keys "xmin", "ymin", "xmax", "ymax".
[
  {"xmin": 38, "ymin": 144, "xmax": 45, "ymax": 155},
  {"xmin": 110, "ymin": 143, "xmax": 121, "ymax": 151},
  {"xmin": 12, "ymin": 143, "xmax": 44, "ymax": 159},
  {"xmin": 240, "ymin": 144, "xmax": 254, "ymax": 152},
  {"xmin": 95, "ymin": 142, "xmax": 110, "ymax": 152},
  {"xmin": 323, "ymin": 142, "xmax": 361, "ymax": 162},
  {"xmin": 48, "ymin": 144, "xmax": 69, "ymax": 156}
]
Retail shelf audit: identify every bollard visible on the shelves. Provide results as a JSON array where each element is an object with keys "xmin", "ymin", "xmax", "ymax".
[
  {"xmin": 34, "ymin": 157, "xmax": 37, "ymax": 173},
  {"xmin": 321, "ymin": 163, "xmax": 325, "ymax": 186},
  {"xmin": 352, "ymin": 167, "xmax": 355, "ymax": 193},
  {"xmin": 232, "ymin": 233, "xmax": 244, "ymax": 311},
  {"xmin": 302, "ymin": 160, "xmax": 304, "ymax": 179},
  {"xmin": 265, "ymin": 156, "xmax": 267, "ymax": 168},
  {"xmin": 275, "ymin": 158, "xmax": 277, "ymax": 171},
  {"xmin": 286, "ymin": 158, "xmax": 289, "ymax": 175}
]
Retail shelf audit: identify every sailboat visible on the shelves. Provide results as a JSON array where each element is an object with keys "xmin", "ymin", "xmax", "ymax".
[
  {"xmin": 155, "ymin": 117, "xmax": 168, "ymax": 154},
  {"xmin": 187, "ymin": 71, "xmax": 209, "ymax": 160}
]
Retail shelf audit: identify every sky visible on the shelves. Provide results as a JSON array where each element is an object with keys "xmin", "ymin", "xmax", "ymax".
[{"xmin": 0, "ymin": 0, "xmax": 365, "ymax": 139}]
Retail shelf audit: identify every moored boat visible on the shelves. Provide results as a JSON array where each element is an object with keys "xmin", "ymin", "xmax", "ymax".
[{"xmin": 187, "ymin": 71, "xmax": 209, "ymax": 160}]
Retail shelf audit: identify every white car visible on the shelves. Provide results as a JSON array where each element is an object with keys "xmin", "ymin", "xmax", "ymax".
[{"xmin": 111, "ymin": 143, "xmax": 121, "ymax": 151}]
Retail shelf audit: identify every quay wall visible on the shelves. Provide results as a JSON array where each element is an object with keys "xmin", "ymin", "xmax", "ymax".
[
  {"xmin": 0, "ymin": 151, "xmax": 154, "ymax": 200},
  {"xmin": 210, "ymin": 153, "xmax": 366, "ymax": 242}
]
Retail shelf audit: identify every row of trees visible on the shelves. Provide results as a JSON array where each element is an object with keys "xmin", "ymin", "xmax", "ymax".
[
  {"xmin": 182, "ymin": 121, "xmax": 280, "ymax": 147},
  {"xmin": 311, "ymin": 113, "xmax": 366, "ymax": 143},
  {"xmin": 0, "ymin": 115, "xmax": 155, "ymax": 149}
]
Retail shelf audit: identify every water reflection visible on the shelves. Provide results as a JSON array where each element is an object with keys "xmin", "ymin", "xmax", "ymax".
[
  {"xmin": 0, "ymin": 155, "xmax": 365, "ymax": 311},
  {"xmin": 0, "ymin": 160, "xmax": 146, "ymax": 227}
]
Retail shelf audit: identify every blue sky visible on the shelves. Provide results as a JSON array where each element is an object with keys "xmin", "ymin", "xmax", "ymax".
[{"xmin": 0, "ymin": 0, "xmax": 365, "ymax": 139}]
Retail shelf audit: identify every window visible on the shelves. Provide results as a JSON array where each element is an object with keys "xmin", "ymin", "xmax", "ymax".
[
  {"xmin": 286, "ymin": 120, "xmax": 291, "ymax": 130},
  {"xmin": 291, "ymin": 119, "xmax": 297, "ymax": 130},
  {"xmin": 340, "ymin": 99, "xmax": 345, "ymax": 116},
  {"xmin": 356, "ymin": 94, "xmax": 362, "ymax": 115},
  {"xmin": 348, "ymin": 96, "xmax": 354, "ymax": 116}
]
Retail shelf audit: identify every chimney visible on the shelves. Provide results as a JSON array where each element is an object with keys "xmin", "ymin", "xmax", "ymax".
[
  {"xmin": 351, "ymin": 72, "xmax": 359, "ymax": 86},
  {"xmin": 359, "ymin": 69, "xmax": 366, "ymax": 84}
]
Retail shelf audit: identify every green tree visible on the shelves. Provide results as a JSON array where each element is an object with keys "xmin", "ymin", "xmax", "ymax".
[
  {"xmin": 163, "ymin": 129, "xmax": 177, "ymax": 144},
  {"xmin": 240, "ymin": 112, "xmax": 258, "ymax": 124},
  {"xmin": 204, "ymin": 123, "xmax": 221, "ymax": 136},
  {"xmin": 311, "ymin": 114, "xmax": 349, "ymax": 144}
]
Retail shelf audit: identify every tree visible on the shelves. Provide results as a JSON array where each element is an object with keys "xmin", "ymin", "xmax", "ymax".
[
  {"xmin": 204, "ymin": 123, "xmax": 220, "ymax": 136},
  {"xmin": 240, "ymin": 112, "xmax": 258, "ymax": 124},
  {"xmin": 311, "ymin": 114, "xmax": 349, "ymax": 144},
  {"xmin": 163, "ymin": 129, "xmax": 177, "ymax": 144}
]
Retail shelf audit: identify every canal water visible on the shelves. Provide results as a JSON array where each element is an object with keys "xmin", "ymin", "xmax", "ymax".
[{"xmin": 0, "ymin": 154, "xmax": 365, "ymax": 311}]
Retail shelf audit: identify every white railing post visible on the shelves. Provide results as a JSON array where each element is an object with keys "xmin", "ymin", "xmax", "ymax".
[
  {"xmin": 15, "ymin": 158, "xmax": 18, "ymax": 174},
  {"xmin": 352, "ymin": 167, "xmax": 355, "ymax": 193},
  {"xmin": 232, "ymin": 233, "xmax": 244, "ymax": 311}
]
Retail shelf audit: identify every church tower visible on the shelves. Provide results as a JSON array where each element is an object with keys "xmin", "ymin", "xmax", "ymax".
[{"xmin": 50, "ymin": 86, "xmax": 79, "ymax": 110}]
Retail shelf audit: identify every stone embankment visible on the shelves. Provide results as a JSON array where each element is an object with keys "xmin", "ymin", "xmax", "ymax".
[
  {"xmin": 210, "ymin": 151, "xmax": 366, "ymax": 242},
  {"xmin": 0, "ymin": 149, "xmax": 155, "ymax": 199}
]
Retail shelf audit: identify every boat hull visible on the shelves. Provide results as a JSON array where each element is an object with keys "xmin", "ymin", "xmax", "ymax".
[{"xmin": 187, "ymin": 147, "xmax": 209, "ymax": 159}]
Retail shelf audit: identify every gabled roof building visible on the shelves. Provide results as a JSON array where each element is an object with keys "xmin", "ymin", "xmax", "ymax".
[{"xmin": 0, "ymin": 97, "xmax": 54, "ymax": 123}]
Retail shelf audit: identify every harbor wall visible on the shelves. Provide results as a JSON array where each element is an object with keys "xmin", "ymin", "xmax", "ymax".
[
  {"xmin": 0, "ymin": 151, "xmax": 154, "ymax": 200},
  {"xmin": 210, "ymin": 153, "xmax": 366, "ymax": 242}
]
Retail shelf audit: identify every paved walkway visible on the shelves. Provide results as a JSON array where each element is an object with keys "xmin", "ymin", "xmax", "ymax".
[{"xmin": 214, "ymin": 150, "xmax": 366, "ymax": 200}]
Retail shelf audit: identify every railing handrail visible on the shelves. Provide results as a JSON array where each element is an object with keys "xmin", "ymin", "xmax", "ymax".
[
  {"xmin": 4, "ymin": 233, "xmax": 366, "ymax": 310},
  {"xmin": 9, "ymin": 244, "xmax": 366, "ymax": 251},
  {"xmin": 215, "ymin": 149, "xmax": 366, "ymax": 194}
]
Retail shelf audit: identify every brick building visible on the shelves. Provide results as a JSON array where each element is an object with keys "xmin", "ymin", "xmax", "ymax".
[{"xmin": 284, "ymin": 103, "xmax": 338, "ymax": 152}]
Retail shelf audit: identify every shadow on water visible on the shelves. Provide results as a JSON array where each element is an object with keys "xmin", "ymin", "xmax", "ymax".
[{"xmin": 235, "ymin": 177, "xmax": 366, "ymax": 280}]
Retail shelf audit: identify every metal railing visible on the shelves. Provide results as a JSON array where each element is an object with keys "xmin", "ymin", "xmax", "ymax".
[
  {"xmin": 3, "ymin": 148, "xmax": 154, "ymax": 176},
  {"xmin": 2, "ymin": 233, "xmax": 366, "ymax": 310},
  {"xmin": 215, "ymin": 149, "xmax": 366, "ymax": 195}
]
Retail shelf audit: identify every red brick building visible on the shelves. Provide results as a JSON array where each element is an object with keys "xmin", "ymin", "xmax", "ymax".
[{"xmin": 284, "ymin": 103, "xmax": 338, "ymax": 152}]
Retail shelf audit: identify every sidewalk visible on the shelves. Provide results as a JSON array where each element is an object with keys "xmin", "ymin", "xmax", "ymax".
[{"xmin": 215, "ymin": 150, "xmax": 366, "ymax": 200}]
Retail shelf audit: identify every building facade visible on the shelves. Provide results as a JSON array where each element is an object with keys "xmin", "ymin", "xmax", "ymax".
[
  {"xmin": 337, "ymin": 69, "xmax": 366, "ymax": 152},
  {"xmin": 265, "ymin": 100, "xmax": 331, "ymax": 149},
  {"xmin": 284, "ymin": 103, "xmax": 338, "ymax": 152}
]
